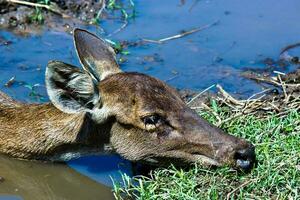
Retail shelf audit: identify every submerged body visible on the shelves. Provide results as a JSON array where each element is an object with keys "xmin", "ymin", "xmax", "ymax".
[{"xmin": 0, "ymin": 91, "xmax": 102, "ymax": 160}]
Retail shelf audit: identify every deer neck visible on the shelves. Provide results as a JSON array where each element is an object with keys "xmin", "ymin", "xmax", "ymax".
[{"xmin": 0, "ymin": 100, "xmax": 112, "ymax": 161}]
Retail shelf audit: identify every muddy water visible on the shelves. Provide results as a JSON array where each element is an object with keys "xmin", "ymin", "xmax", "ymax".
[
  {"xmin": 0, "ymin": 155, "xmax": 114, "ymax": 200},
  {"xmin": 1, "ymin": 0, "xmax": 300, "ymax": 199}
]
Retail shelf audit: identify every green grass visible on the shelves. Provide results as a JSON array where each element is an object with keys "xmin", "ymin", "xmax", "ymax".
[{"xmin": 113, "ymin": 102, "xmax": 300, "ymax": 199}]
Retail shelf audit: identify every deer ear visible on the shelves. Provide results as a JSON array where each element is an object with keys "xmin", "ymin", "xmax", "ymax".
[
  {"xmin": 45, "ymin": 61, "xmax": 100, "ymax": 114},
  {"xmin": 73, "ymin": 28, "xmax": 122, "ymax": 81}
]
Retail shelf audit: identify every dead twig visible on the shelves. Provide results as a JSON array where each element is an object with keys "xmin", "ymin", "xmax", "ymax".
[
  {"xmin": 187, "ymin": 84, "xmax": 215, "ymax": 105},
  {"xmin": 107, "ymin": 0, "xmax": 134, "ymax": 37},
  {"xmin": 244, "ymin": 71, "xmax": 300, "ymax": 94},
  {"xmin": 107, "ymin": 20, "xmax": 128, "ymax": 37},
  {"xmin": 276, "ymin": 73, "xmax": 289, "ymax": 103},
  {"xmin": 5, "ymin": 0, "xmax": 70, "ymax": 18},
  {"xmin": 199, "ymin": 103, "xmax": 222, "ymax": 126},
  {"xmin": 4, "ymin": 76, "xmax": 16, "ymax": 87},
  {"xmin": 189, "ymin": 0, "xmax": 200, "ymax": 12},
  {"xmin": 143, "ymin": 20, "xmax": 220, "ymax": 44},
  {"xmin": 245, "ymin": 88, "xmax": 272, "ymax": 102},
  {"xmin": 216, "ymin": 84, "xmax": 243, "ymax": 106},
  {"xmin": 187, "ymin": 66, "xmax": 300, "ymax": 121},
  {"xmin": 164, "ymin": 74, "xmax": 179, "ymax": 83},
  {"xmin": 280, "ymin": 42, "xmax": 300, "ymax": 62},
  {"xmin": 211, "ymin": 80, "xmax": 298, "ymax": 120},
  {"xmin": 226, "ymin": 179, "xmax": 254, "ymax": 200},
  {"xmin": 280, "ymin": 42, "xmax": 300, "ymax": 55},
  {"xmin": 95, "ymin": 0, "xmax": 106, "ymax": 20},
  {"xmin": 242, "ymin": 73, "xmax": 282, "ymax": 87}
]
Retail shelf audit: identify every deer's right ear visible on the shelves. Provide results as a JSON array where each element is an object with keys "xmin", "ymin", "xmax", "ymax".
[
  {"xmin": 74, "ymin": 29, "xmax": 122, "ymax": 81},
  {"xmin": 45, "ymin": 61, "xmax": 100, "ymax": 114}
]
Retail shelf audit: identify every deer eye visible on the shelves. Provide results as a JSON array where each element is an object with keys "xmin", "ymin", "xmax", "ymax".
[{"xmin": 142, "ymin": 114, "xmax": 162, "ymax": 126}]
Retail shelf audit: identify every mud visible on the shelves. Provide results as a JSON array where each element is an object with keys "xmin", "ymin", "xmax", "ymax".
[
  {"xmin": 242, "ymin": 69, "xmax": 300, "ymax": 86},
  {"xmin": 282, "ymin": 69, "xmax": 300, "ymax": 84},
  {"xmin": 0, "ymin": 0, "xmax": 104, "ymax": 34},
  {"xmin": 183, "ymin": 67, "xmax": 300, "ymax": 111},
  {"xmin": 179, "ymin": 89, "xmax": 217, "ymax": 107}
]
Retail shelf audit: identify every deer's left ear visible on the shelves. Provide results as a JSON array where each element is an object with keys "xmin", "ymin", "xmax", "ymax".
[
  {"xmin": 74, "ymin": 28, "xmax": 122, "ymax": 81},
  {"xmin": 45, "ymin": 61, "xmax": 100, "ymax": 114}
]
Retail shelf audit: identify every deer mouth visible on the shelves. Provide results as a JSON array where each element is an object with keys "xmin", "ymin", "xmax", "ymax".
[
  {"xmin": 144, "ymin": 151, "xmax": 222, "ymax": 167},
  {"xmin": 142, "ymin": 148, "xmax": 255, "ymax": 171},
  {"xmin": 191, "ymin": 149, "xmax": 256, "ymax": 171},
  {"xmin": 192, "ymin": 154, "xmax": 221, "ymax": 166},
  {"xmin": 191, "ymin": 153, "xmax": 256, "ymax": 171}
]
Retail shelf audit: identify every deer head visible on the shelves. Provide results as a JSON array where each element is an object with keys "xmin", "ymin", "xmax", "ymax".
[{"xmin": 45, "ymin": 29, "xmax": 256, "ymax": 171}]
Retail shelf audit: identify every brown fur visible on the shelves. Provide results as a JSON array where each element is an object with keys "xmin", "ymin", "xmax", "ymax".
[
  {"xmin": 0, "ymin": 73, "xmax": 248, "ymax": 165},
  {"xmin": 0, "ymin": 29, "xmax": 255, "ymax": 170},
  {"xmin": 0, "ymin": 91, "xmax": 108, "ymax": 160},
  {"xmin": 99, "ymin": 73, "xmax": 251, "ymax": 166}
]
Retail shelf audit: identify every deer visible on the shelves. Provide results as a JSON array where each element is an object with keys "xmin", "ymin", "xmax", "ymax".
[{"xmin": 0, "ymin": 29, "xmax": 256, "ymax": 171}]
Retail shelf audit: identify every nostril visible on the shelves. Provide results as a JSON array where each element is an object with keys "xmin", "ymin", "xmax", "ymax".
[{"xmin": 234, "ymin": 146, "xmax": 256, "ymax": 171}]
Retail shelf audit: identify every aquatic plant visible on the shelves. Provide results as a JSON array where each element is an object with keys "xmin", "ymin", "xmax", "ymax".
[
  {"xmin": 29, "ymin": 7, "xmax": 44, "ymax": 24},
  {"xmin": 92, "ymin": 0, "xmax": 136, "ymax": 29}
]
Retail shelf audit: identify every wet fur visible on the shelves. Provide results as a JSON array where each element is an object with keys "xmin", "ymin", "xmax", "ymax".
[
  {"xmin": 0, "ymin": 91, "xmax": 110, "ymax": 160},
  {"xmin": 0, "ymin": 29, "xmax": 255, "ymax": 169}
]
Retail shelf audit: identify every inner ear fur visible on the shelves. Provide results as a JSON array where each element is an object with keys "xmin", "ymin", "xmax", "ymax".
[{"xmin": 45, "ymin": 60, "xmax": 100, "ymax": 114}]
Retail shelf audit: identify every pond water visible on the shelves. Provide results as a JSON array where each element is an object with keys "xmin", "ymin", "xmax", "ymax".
[
  {"xmin": 0, "ymin": 0, "xmax": 300, "ymax": 199},
  {"xmin": 0, "ymin": 155, "xmax": 115, "ymax": 200}
]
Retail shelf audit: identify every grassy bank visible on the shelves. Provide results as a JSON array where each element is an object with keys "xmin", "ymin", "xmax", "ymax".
[{"xmin": 113, "ymin": 99, "xmax": 300, "ymax": 199}]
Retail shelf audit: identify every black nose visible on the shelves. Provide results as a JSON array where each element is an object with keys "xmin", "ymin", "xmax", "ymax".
[{"xmin": 234, "ymin": 145, "xmax": 256, "ymax": 171}]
